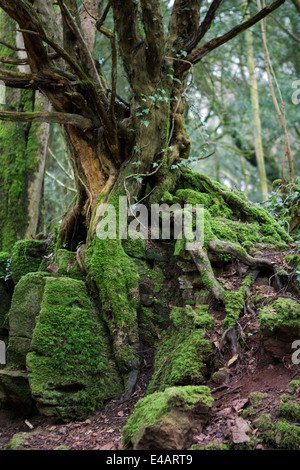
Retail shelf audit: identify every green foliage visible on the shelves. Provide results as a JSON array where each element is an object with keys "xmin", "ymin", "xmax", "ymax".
[{"xmin": 264, "ymin": 179, "xmax": 300, "ymax": 232}]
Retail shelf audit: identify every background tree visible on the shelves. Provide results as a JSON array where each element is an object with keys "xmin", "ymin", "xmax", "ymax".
[
  {"xmin": 0, "ymin": 10, "xmax": 51, "ymax": 251},
  {"xmin": 185, "ymin": 0, "xmax": 299, "ymax": 201}
]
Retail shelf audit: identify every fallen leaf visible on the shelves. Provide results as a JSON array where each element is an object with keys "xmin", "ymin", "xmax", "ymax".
[{"xmin": 227, "ymin": 353, "xmax": 239, "ymax": 367}]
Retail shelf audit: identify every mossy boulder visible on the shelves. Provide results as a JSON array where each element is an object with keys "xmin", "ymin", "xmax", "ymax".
[
  {"xmin": 10, "ymin": 240, "xmax": 45, "ymax": 284},
  {"xmin": 26, "ymin": 276, "xmax": 122, "ymax": 421},
  {"xmin": 147, "ymin": 305, "xmax": 213, "ymax": 394},
  {"xmin": 122, "ymin": 385, "xmax": 213, "ymax": 450},
  {"xmin": 6, "ymin": 272, "xmax": 49, "ymax": 367},
  {"xmin": 258, "ymin": 298, "xmax": 300, "ymax": 358}
]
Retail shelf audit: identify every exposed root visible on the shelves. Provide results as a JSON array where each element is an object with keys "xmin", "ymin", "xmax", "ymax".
[
  {"xmin": 208, "ymin": 239, "xmax": 275, "ymax": 270},
  {"xmin": 188, "ymin": 241, "xmax": 226, "ymax": 302},
  {"xmin": 219, "ymin": 328, "xmax": 240, "ymax": 356}
]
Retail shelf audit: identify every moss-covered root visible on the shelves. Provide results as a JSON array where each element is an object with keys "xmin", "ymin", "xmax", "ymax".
[
  {"xmin": 188, "ymin": 241, "xmax": 225, "ymax": 301},
  {"xmin": 86, "ymin": 237, "xmax": 140, "ymax": 397},
  {"xmin": 208, "ymin": 239, "xmax": 275, "ymax": 269}
]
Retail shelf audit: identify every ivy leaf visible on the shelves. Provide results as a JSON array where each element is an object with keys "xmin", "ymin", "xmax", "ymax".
[
  {"xmin": 141, "ymin": 120, "xmax": 149, "ymax": 127},
  {"xmin": 134, "ymin": 176, "xmax": 143, "ymax": 184}
]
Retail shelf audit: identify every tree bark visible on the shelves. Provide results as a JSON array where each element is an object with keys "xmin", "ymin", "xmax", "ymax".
[{"xmin": 244, "ymin": 4, "xmax": 268, "ymax": 199}]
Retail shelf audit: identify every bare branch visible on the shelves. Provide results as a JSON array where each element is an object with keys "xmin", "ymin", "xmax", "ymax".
[
  {"xmin": 45, "ymin": 170, "xmax": 77, "ymax": 192},
  {"xmin": 167, "ymin": 0, "xmax": 202, "ymax": 53},
  {"xmin": 96, "ymin": 0, "xmax": 112, "ymax": 28},
  {"xmin": 270, "ymin": 13, "xmax": 300, "ymax": 43},
  {"xmin": 179, "ymin": 0, "xmax": 286, "ymax": 72},
  {"xmin": 183, "ymin": 0, "xmax": 223, "ymax": 53},
  {"xmin": 0, "ymin": 38, "xmax": 25, "ymax": 52},
  {"xmin": 0, "ymin": 56, "xmax": 28, "ymax": 65},
  {"xmin": 0, "ymin": 110, "xmax": 93, "ymax": 130}
]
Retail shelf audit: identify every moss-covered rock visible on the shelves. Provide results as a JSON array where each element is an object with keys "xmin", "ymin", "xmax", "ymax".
[
  {"xmin": 6, "ymin": 272, "xmax": 49, "ymax": 367},
  {"xmin": 27, "ymin": 276, "xmax": 123, "ymax": 421},
  {"xmin": 51, "ymin": 249, "xmax": 85, "ymax": 281},
  {"xmin": 122, "ymin": 385, "xmax": 213, "ymax": 450},
  {"xmin": 256, "ymin": 415, "xmax": 300, "ymax": 450},
  {"xmin": 10, "ymin": 240, "xmax": 45, "ymax": 284},
  {"xmin": 259, "ymin": 298, "xmax": 300, "ymax": 358},
  {"xmin": 147, "ymin": 305, "xmax": 212, "ymax": 393}
]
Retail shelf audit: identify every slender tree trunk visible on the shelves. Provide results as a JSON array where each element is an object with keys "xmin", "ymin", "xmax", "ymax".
[
  {"xmin": 257, "ymin": 0, "xmax": 294, "ymax": 184},
  {"xmin": 244, "ymin": 6, "xmax": 268, "ymax": 199},
  {"xmin": 0, "ymin": 13, "xmax": 50, "ymax": 250}
]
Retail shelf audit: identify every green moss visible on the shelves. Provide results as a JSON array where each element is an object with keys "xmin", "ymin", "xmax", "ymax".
[
  {"xmin": 289, "ymin": 380, "xmax": 300, "ymax": 394},
  {"xmin": 86, "ymin": 236, "xmax": 140, "ymax": 375},
  {"xmin": 182, "ymin": 169, "xmax": 291, "ymax": 245},
  {"xmin": 272, "ymin": 419, "xmax": 300, "ymax": 449},
  {"xmin": 6, "ymin": 272, "xmax": 49, "ymax": 367},
  {"xmin": 258, "ymin": 297, "xmax": 300, "ymax": 332},
  {"xmin": 223, "ymin": 274, "xmax": 254, "ymax": 328},
  {"xmin": 27, "ymin": 276, "xmax": 123, "ymax": 421},
  {"xmin": 0, "ymin": 12, "xmax": 44, "ymax": 251},
  {"xmin": 279, "ymin": 395, "xmax": 300, "ymax": 422},
  {"xmin": 248, "ymin": 392, "xmax": 264, "ymax": 407},
  {"xmin": 256, "ymin": 413, "xmax": 300, "ymax": 449},
  {"xmin": 5, "ymin": 432, "xmax": 30, "ymax": 450},
  {"xmin": 122, "ymin": 385, "xmax": 213, "ymax": 449},
  {"xmin": 122, "ymin": 231, "xmax": 146, "ymax": 259},
  {"xmin": 10, "ymin": 239, "xmax": 45, "ymax": 284},
  {"xmin": 147, "ymin": 305, "xmax": 212, "ymax": 393},
  {"xmin": 191, "ymin": 443, "xmax": 229, "ymax": 450}
]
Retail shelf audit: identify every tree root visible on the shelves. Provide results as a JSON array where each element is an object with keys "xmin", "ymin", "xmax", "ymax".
[
  {"xmin": 219, "ymin": 327, "xmax": 240, "ymax": 356},
  {"xmin": 188, "ymin": 241, "xmax": 226, "ymax": 302},
  {"xmin": 208, "ymin": 239, "xmax": 275, "ymax": 269}
]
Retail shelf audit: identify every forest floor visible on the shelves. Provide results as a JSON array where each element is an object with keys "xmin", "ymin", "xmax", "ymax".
[
  {"xmin": 1, "ymin": 328, "xmax": 299, "ymax": 450},
  {"xmin": 0, "ymin": 246, "xmax": 299, "ymax": 451}
]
